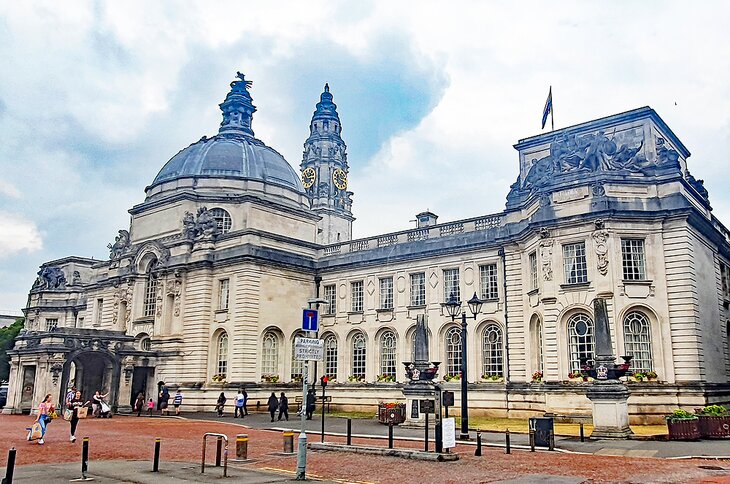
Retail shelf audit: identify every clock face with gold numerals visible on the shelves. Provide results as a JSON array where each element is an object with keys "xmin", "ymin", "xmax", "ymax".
[
  {"xmin": 332, "ymin": 168, "xmax": 348, "ymax": 190},
  {"xmin": 301, "ymin": 167, "xmax": 316, "ymax": 189}
]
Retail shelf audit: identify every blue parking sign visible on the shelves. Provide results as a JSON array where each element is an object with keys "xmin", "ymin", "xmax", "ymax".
[{"xmin": 302, "ymin": 309, "xmax": 319, "ymax": 331}]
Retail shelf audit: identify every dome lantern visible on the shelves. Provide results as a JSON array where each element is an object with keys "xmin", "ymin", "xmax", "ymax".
[{"xmin": 218, "ymin": 72, "xmax": 257, "ymax": 138}]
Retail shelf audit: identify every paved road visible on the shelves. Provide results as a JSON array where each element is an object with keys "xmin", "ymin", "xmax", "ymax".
[{"xmin": 179, "ymin": 411, "xmax": 730, "ymax": 459}]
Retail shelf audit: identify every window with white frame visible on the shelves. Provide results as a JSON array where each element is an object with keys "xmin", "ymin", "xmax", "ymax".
[
  {"xmin": 261, "ymin": 331, "xmax": 279, "ymax": 377},
  {"xmin": 351, "ymin": 281, "xmax": 364, "ymax": 312},
  {"xmin": 351, "ymin": 333, "xmax": 366, "ymax": 379},
  {"xmin": 410, "ymin": 272, "xmax": 426, "ymax": 306},
  {"xmin": 563, "ymin": 242, "xmax": 588, "ymax": 284},
  {"xmin": 567, "ymin": 313, "xmax": 594, "ymax": 372},
  {"xmin": 443, "ymin": 268, "xmax": 460, "ymax": 302},
  {"xmin": 45, "ymin": 318, "xmax": 58, "ymax": 331},
  {"xmin": 535, "ymin": 319, "xmax": 544, "ymax": 373},
  {"xmin": 291, "ymin": 331, "xmax": 305, "ymax": 380},
  {"xmin": 529, "ymin": 251, "xmax": 538, "ymax": 290},
  {"xmin": 480, "ymin": 264, "xmax": 499, "ymax": 300},
  {"xmin": 323, "ymin": 284, "xmax": 336, "ymax": 315},
  {"xmin": 143, "ymin": 260, "xmax": 158, "ymax": 317},
  {"xmin": 324, "ymin": 334, "xmax": 338, "ymax": 379},
  {"xmin": 379, "ymin": 330, "xmax": 397, "ymax": 377},
  {"xmin": 445, "ymin": 326, "xmax": 462, "ymax": 377},
  {"xmin": 96, "ymin": 298, "xmax": 104, "ymax": 326},
  {"xmin": 379, "ymin": 277, "xmax": 394, "ymax": 310},
  {"xmin": 482, "ymin": 324, "xmax": 504, "ymax": 378},
  {"xmin": 218, "ymin": 278, "xmax": 230, "ymax": 310},
  {"xmin": 623, "ymin": 311, "xmax": 653, "ymax": 372},
  {"xmin": 216, "ymin": 331, "xmax": 229, "ymax": 379},
  {"xmin": 210, "ymin": 208, "xmax": 232, "ymax": 234},
  {"xmin": 621, "ymin": 239, "xmax": 646, "ymax": 280}
]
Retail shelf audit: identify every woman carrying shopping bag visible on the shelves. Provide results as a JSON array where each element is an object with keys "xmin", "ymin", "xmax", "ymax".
[
  {"xmin": 67, "ymin": 390, "xmax": 89, "ymax": 443},
  {"xmin": 32, "ymin": 393, "xmax": 54, "ymax": 444}
]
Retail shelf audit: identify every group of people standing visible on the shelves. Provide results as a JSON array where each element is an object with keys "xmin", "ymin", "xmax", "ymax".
[
  {"xmin": 215, "ymin": 388, "xmax": 249, "ymax": 417},
  {"xmin": 133, "ymin": 386, "xmax": 184, "ymax": 416}
]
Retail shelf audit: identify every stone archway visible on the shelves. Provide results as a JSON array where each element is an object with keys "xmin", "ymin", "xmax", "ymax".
[{"xmin": 60, "ymin": 349, "xmax": 120, "ymax": 409}]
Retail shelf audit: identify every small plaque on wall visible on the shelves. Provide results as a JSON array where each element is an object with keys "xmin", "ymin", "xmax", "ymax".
[{"xmin": 411, "ymin": 400, "xmax": 419, "ymax": 419}]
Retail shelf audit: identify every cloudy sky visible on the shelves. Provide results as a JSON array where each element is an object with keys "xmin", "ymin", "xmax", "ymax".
[{"xmin": 1, "ymin": 1, "xmax": 729, "ymax": 313}]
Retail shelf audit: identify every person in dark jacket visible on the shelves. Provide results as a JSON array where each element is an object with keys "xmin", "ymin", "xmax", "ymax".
[
  {"xmin": 267, "ymin": 392, "xmax": 278, "ymax": 422},
  {"xmin": 305, "ymin": 388, "xmax": 316, "ymax": 420},
  {"xmin": 216, "ymin": 392, "xmax": 227, "ymax": 417},
  {"xmin": 277, "ymin": 392, "xmax": 289, "ymax": 421},
  {"xmin": 134, "ymin": 393, "xmax": 145, "ymax": 417}
]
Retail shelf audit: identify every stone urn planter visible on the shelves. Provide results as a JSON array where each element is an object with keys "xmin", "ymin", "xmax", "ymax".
[
  {"xmin": 696, "ymin": 406, "xmax": 730, "ymax": 439},
  {"xmin": 377, "ymin": 402, "xmax": 406, "ymax": 425},
  {"xmin": 666, "ymin": 410, "xmax": 701, "ymax": 441}
]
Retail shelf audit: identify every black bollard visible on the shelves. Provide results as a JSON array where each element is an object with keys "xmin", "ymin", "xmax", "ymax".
[
  {"xmin": 529, "ymin": 429, "xmax": 535, "ymax": 452},
  {"xmin": 474, "ymin": 431, "xmax": 482, "ymax": 457},
  {"xmin": 388, "ymin": 424, "xmax": 394, "ymax": 449},
  {"xmin": 153, "ymin": 438, "xmax": 161, "ymax": 472},
  {"xmin": 580, "ymin": 423, "xmax": 585, "ymax": 442},
  {"xmin": 82, "ymin": 437, "xmax": 89, "ymax": 480},
  {"xmin": 548, "ymin": 429, "xmax": 555, "ymax": 451},
  {"xmin": 346, "ymin": 418, "xmax": 352, "ymax": 446},
  {"xmin": 505, "ymin": 429, "xmax": 511, "ymax": 454},
  {"xmin": 435, "ymin": 422, "xmax": 442, "ymax": 453},
  {"xmin": 215, "ymin": 436, "xmax": 222, "ymax": 467},
  {"xmin": 424, "ymin": 411, "xmax": 429, "ymax": 452},
  {"xmin": 3, "ymin": 447, "xmax": 16, "ymax": 484}
]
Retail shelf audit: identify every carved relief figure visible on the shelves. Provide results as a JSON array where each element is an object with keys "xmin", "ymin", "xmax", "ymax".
[
  {"xmin": 33, "ymin": 266, "xmax": 67, "ymax": 290},
  {"xmin": 538, "ymin": 239, "xmax": 554, "ymax": 281},
  {"xmin": 592, "ymin": 220, "xmax": 610, "ymax": 276},
  {"xmin": 181, "ymin": 207, "xmax": 221, "ymax": 241}
]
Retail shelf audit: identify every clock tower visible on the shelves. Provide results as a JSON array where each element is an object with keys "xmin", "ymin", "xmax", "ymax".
[{"xmin": 301, "ymin": 83, "xmax": 354, "ymax": 245}]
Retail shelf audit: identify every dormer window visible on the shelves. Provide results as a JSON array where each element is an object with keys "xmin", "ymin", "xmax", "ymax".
[{"xmin": 210, "ymin": 208, "xmax": 232, "ymax": 234}]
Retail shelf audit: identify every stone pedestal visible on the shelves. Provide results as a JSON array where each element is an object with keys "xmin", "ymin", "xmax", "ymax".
[
  {"xmin": 402, "ymin": 382, "xmax": 440, "ymax": 427},
  {"xmin": 586, "ymin": 380, "xmax": 633, "ymax": 439}
]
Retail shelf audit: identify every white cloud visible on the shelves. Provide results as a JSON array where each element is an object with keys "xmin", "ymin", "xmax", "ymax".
[
  {"xmin": 0, "ymin": 212, "xmax": 43, "ymax": 257},
  {"xmin": 0, "ymin": 181, "xmax": 21, "ymax": 199}
]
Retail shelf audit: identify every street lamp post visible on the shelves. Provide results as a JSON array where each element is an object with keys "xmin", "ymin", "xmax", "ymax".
[{"xmin": 442, "ymin": 292, "xmax": 483, "ymax": 440}]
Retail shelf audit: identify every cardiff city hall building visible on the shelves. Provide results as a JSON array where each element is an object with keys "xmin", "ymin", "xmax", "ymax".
[{"xmin": 4, "ymin": 73, "xmax": 730, "ymax": 424}]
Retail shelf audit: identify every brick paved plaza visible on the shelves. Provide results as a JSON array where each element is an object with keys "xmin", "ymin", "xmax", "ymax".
[{"xmin": 0, "ymin": 414, "xmax": 729, "ymax": 483}]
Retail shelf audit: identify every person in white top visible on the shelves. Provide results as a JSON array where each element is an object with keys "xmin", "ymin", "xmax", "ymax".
[{"xmin": 234, "ymin": 390, "xmax": 245, "ymax": 418}]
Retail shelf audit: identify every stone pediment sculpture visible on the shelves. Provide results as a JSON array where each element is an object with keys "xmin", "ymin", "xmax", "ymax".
[
  {"xmin": 32, "ymin": 266, "xmax": 67, "ymax": 290},
  {"xmin": 522, "ymin": 131, "xmax": 680, "ymax": 191},
  {"xmin": 182, "ymin": 207, "xmax": 221, "ymax": 241},
  {"xmin": 108, "ymin": 229, "xmax": 131, "ymax": 261}
]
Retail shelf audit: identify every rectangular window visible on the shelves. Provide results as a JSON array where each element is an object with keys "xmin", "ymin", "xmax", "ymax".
[
  {"xmin": 621, "ymin": 239, "xmax": 646, "ymax": 280},
  {"xmin": 379, "ymin": 277, "xmax": 394, "ymax": 310},
  {"xmin": 351, "ymin": 281, "xmax": 364, "ymax": 312},
  {"xmin": 143, "ymin": 275, "xmax": 157, "ymax": 317},
  {"xmin": 721, "ymin": 263, "xmax": 730, "ymax": 301},
  {"xmin": 443, "ymin": 268, "xmax": 460, "ymax": 302},
  {"xmin": 45, "ymin": 318, "xmax": 58, "ymax": 331},
  {"xmin": 218, "ymin": 278, "xmax": 230, "ymax": 310},
  {"xmin": 410, "ymin": 272, "xmax": 426, "ymax": 306},
  {"xmin": 563, "ymin": 242, "xmax": 588, "ymax": 284},
  {"xmin": 323, "ymin": 284, "xmax": 336, "ymax": 315},
  {"xmin": 479, "ymin": 263, "xmax": 499, "ymax": 300},
  {"xmin": 96, "ymin": 298, "xmax": 104, "ymax": 326},
  {"xmin": 529, "ymin": 251, "xmax": 538, "ymax": 290}
]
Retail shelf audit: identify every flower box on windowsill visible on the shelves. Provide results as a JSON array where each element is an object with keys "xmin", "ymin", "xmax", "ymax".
[
  {"xmin": 347, "ymin": 376, "xmax": 365, "ymax": 383},
  {"xmin": 480, "ymin": 375, "xmax": 504, "ymax": 383}
]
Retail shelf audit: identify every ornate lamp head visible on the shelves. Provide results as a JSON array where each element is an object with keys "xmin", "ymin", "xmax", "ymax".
[
  {"xmin": 467, "ymin": 292, "xmax": 484, "ymax": 318},
  {"xmin": 441, "ymin": 292, "xmax": 461, "ymax": 320}
]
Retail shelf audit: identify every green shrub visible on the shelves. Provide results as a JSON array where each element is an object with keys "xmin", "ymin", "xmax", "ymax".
[{"xmin": 665, "ymin": 409, "xmax": 698, "ymax": 422}]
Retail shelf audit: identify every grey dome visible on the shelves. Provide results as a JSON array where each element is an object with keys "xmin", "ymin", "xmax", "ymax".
[{"xmin": 149, "ymin": 133, "xmax": 304, "ymax": 193}]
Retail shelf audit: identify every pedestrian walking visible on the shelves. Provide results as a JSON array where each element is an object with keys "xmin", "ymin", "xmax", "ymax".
[
  {"xmin": 173, "ymin": 389, "xmax": 183, "ymax": 415},
  {"xmin": 306, "ymin": 388, "xmax": 316, "ymax": 420},
  {"xmin": 65, "ymin": 386, "xmax": 77, "ymax": 407},
  {"xmin": 242, "ymin": 387, "xmax": 249, "ymax": 416},
  {"xmin": 91, "ymin": 391, "xmax": 109, "ymax": 418},
  {"xmin": 34, "ymin": 393, "xmax": 54, "ymax": 445},
  {"xmin": 134, "ymin": 393, "xmax": 145, "ymax": 417},
  {"xmin": 216, "ymin": 392, "xmax": 227, "ymax": 417},
  {"xmin": 147, "ymin": 398, "xmax": 154, "ymax": 416},
  {"xmin": 278, "ymin": 392, "xmax": 289, "ymax": 421},
  {"xmin": 234, "ymin": 389, "xmax": 245, "ymax": 418},
  {"xmin": 159, "ymin": 386, "xmax": 171, "ymax": 416},
  {"xmin": 67, "ymin": 390, "xmax": 88, "ymax": 443},
  {"xmin": 267, "ymin": 392, "xmax": 278, "ymax": 422}
]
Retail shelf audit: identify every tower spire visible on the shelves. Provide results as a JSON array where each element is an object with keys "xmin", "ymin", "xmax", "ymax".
[{"xmin": 218, "ymin": 72, "xmax": 257, "ymax": 137}]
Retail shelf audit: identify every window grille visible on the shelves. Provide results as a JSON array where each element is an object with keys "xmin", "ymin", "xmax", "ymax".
[
  {"xmin": 480, "ymin": 264, "xmax": 499, "ymax": 300},
  {"xmin": 351, "ymin": 281, "xmax": 364, "ymax": 312},
  {"xmin": 410, "ymin": 272, "xmax": 426, "ymax": 306},
  {"xmin": 351, "ymin": 333, "xmax": 367, "ymax": 379},
  {"xmin": 481, "ymin": 324, "xmax": 503, "ymax": 377},
  {"xmin": 445, "ymin": 326, "xmax": 462, "ymax": 376},
  {"xmin": 568, "ymin": 313, "xmax": 594, "ymax": 371},
  {"xmin": 621, "ymin": 239, "xmax": 646, "ymax": 280},
  {"xmin": 380, "ymin": 330, "xmax": 397, "ymax": 376},
  {"xmin": 623, "ymin": 311, "xmax": 653, "ymax": 372},
  {"xmin": 563, "ymin": 243, "xmax": 588, "ymax": 284},
  {"xmin": 379, "ymin": 277, "xmax": 394, "ymax": 309},
  {"xmin": 443, "ymin": 268, "xmax": 460, "ymax": 302},
  {"xmin": 45, "ymin": 318, "xmax": 58, "ymax": 331}
]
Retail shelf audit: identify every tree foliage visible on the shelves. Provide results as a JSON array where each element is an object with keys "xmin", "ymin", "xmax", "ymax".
[{"xmin": 0, "ymin": 318, "xmax": 24, "ymax": 382}]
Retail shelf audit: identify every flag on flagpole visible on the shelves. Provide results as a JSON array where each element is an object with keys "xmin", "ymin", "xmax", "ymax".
[{"xmin": 541, "ymin": 86, "xmax": 553, "ymax": 130}]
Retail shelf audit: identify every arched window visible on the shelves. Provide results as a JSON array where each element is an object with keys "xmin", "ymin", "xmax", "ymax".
[
  {"xmin": 291, "ymin": 331, "xmax": 305, "ymax": 381},
  {"xmin": 534, "ymin": 319, "xmax": 544, "ymax": 373},
  {"xmin": 568, "ymin": 313, "xmax": 594, "ymax": 372},
  {"xmin": 445, "ymin": 326, "xmax": 462, "ymax": 377},
  {"xmin": 324, "ymin": 334, "xmax": 338, "ymax": 379},
  {"xmin": 351, "ymin": 333, "xmax": 366, "ymax": 380},
  {"xmin": 143, "ymin": 259, "xmax": 158, "ymax": 317},
  {"xmin": 380, "ymin": 330, "xmax": 397, "ymax": 377},
  {"xmin": 623, "ymin": 311, "xmax": 653, "ymax": 372},
  {"xmin": 216, "ymin": 332, "xmax": 229, "ymax": 379},
  {"xmin": 261, "ymin": 331, "xmax": 279, "ymax": 377},
  {"xmin": 140, "ymin": 335, "xmax": 151, "ymax": 351},
  {"xmin": 210, "ymin": 208, "xmax": 232, "ymax": 233},
  {"xmin": 481, "ymin": 323, "xmax": 503, "ymax": 378}
]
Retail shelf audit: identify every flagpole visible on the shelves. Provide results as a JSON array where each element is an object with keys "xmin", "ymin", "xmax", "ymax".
[{"xmin": 551, "ymin": 87, "xmax": 554, "ymax": 131}]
